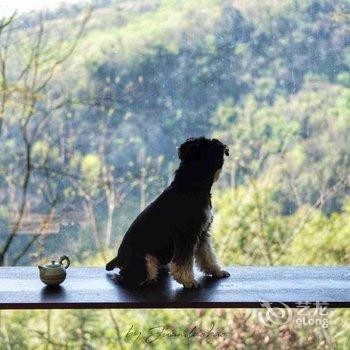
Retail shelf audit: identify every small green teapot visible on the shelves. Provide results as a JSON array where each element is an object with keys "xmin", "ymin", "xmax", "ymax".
[{"xmin": 38, "ymin": 255, "xmax": 70, "ymax": 286}]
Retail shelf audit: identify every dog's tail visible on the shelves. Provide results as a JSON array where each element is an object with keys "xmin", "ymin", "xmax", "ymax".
[{"xmin": 106, "ymin": 256, "xmax": 120, "ymax": 271}]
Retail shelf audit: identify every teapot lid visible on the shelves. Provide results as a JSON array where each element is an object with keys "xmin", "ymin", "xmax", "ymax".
[{"xmin": 45, "ymin": 260, "xmax": 62, "ymax": 268}]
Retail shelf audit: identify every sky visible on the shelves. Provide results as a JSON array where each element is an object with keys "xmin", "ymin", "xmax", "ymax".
[{"xmin": 0, "ymin": 0, "xmax": 90, "ymax": 18}]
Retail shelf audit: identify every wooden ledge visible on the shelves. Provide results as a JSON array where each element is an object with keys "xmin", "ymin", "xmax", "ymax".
[{"xmin": 0, "ymin": 266, "xmax": 349, "ymax": 309}]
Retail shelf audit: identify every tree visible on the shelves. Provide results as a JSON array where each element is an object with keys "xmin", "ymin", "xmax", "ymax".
[{"xmin": 0, "ymin": 8, "xmax": 91, "ymax": 265}]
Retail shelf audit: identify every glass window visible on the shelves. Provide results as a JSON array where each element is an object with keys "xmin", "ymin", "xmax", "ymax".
[{"xmin": 1, "ymin": 0, "xmax": 348, "ymax": 267}]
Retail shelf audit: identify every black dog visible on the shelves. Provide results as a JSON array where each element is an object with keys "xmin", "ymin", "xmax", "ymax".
[{"xmin": 106, "ymin": 137, "xmax": 230, "ymax": 288}]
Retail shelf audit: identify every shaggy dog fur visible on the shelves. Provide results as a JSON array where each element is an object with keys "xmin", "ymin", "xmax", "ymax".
[{"xmin": 106, "ymin": 137, "xmax": 230, "ymax": 288}]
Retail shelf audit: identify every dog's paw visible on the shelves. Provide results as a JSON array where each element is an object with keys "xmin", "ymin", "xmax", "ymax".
[
  {"xmin": 144, "ymin": 278, "xmax": 157, "ymax": 285},
  {"xmin": 212, "ymin": 270, "xmax": 230, "ymax": 278},
  {"xmin": 183, "ymin": 280, "xmax": 200, "ymax": 289},
  {"xmin": 138, "ymin": 279, "xmax": 156, "ymax": 287}
]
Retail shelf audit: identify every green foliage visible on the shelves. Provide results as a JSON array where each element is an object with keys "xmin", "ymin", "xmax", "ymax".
[
  {"xmin": 1, "ymin": 308, "xmax": 349, "ymax": 349},
  {"xmin": 213, "ymin": 183, "xmax": 350, "ymax": 266},
  {"xmin": 0, "ymin": 0, "xmax": 349, "ymax": 348},
  {"xmin": 286, "ymin": 201, "xmax": 350, "ymax": 265},
  {"xmin": 81, "ymin": 154, "xmax": 102, "ymax": 180},
  {"xmin": 213, "ymin": 178, "xmax": 291, "ymax": 265},
  {"xmin": 82, "ymin": 0, "xmax": 221, "ymax": 64},
  {"xmin": 214, "ymin": 84, "xmax": 350, "ymax": 215}
]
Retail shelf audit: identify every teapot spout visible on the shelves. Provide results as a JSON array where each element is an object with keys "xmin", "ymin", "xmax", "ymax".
[{"xmin": 38, "ymin": 265, "xmax": 46, "ymax": 274}]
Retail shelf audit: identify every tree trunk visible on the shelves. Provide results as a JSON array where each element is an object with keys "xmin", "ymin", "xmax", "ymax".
[
  {"xmin": 105, "ymin": 193, "xmax": 115, "ymax": 248},
  {"xmin": 84, "ymin": 199, "xmax": 106, "ymax": 261}
]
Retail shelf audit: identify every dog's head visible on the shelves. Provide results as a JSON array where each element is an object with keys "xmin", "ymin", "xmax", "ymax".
[{"xmin": 178, "ymin": 137, "xmax": 229, "ymax": 182}]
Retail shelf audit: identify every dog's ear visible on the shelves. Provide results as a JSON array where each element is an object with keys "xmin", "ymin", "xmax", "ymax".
[
  {"xmin": 212, "ymin": 138, "xmax": 229, "ymax": 157},
  {"xmin": 178, "ymin": 138, "xmax": 200, "ymax": 161}
]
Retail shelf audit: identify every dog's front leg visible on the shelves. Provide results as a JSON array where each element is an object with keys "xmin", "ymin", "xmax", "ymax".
[
  {"xmin": 195, "ymin": 237, "xmax": 230, "ymax": 278},
  {"xmin": 170, "ymin": 236, "xmax": 199, "ymax": 288}
]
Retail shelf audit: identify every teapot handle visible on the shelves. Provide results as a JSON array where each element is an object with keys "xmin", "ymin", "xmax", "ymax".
[{"xmin": 59, "ymin": 255, "xmax": 70, "ymax": 269}]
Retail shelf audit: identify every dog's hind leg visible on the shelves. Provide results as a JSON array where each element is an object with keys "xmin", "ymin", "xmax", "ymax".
[
  {"xmin": 119, "ymin": 254, "xmax": 149, "ymax": 287},
  {"xmin": 195, "ymin": 237, "xmax": 230, "ymax": 278},
  {"xmin": 145, "ymin": 254, "xmax": 159, "ymax": 284}
]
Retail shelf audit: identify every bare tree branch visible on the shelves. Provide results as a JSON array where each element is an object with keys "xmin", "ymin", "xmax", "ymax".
[{"xmin": 0, "ymin": 8, "xmax": 92, "ymax": 265}]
